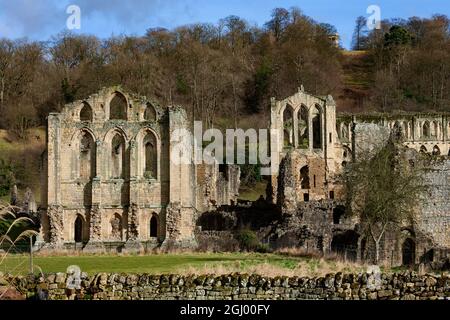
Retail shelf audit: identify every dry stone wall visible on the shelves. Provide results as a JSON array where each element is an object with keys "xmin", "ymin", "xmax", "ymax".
[{"xmin": 2, "ymin": 272, "xmax": 449, "ymax": 300}]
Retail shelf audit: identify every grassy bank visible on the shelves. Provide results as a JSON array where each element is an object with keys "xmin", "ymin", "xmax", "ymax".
[{"xmin": 1, "ymin": 252, "xmax": 369, "ymax": 277}]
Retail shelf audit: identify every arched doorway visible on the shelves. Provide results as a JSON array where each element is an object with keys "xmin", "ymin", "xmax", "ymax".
[
  {"xmin": 331, "ymin": 230, "xmax": 359, "ymax": 262},
  {"xmin": 333, "ymin": 206, "xmax": 345, "ymax": 225},
  {"xmin": 402, "ymin": 238, "xmax": 416, "ymax": 266},
  {"xmin": 300, "ymin": 166, "xmax": 310, "ymax": 189},
  {"xmin": 74, "ymin": 215, "xmax": 83, "ymax": 243},
  {"xmin": 150, "ymin": 215, "xmax": 158, "ymax": 238}
]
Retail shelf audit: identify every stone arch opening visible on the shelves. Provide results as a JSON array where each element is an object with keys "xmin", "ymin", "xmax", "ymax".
[
  {"xmin": 150, "ymin": 214, "xmax": 158, "ymax": 238},
  {"xmin": 144, "ymin": 103, "xmax": 157, "ymax": 121},
  {"xmin": 111, "ymin": 213, "xmax": 123, "ymax": 241},
  {"xmin": 80, "ymin": 103, "xmax": 93, "ymax": 122},
  {"xmin": 144, "ymin": 132, "xmax": 158, "ymax": 179},
  {"xmin": 402, "ymin": 238, "xmax": 416, "ymax": 266},
  {"xmin": 331, "ymin": 230, "xmax": 359, "ymax": 262},
  {"xmin": 80, "ymin": 131, "xmax": 96, "ymax": 179},
  {"xmin": 432, "ymin": 121, "xmax": 439, "ymax": 138},
  {"xmin": 74, "ymin": 215, "xmax": 83, "ymax": 243},
  {"xmin": 312, "ymin": 105, "xmax": 322, "ymax": 149},
  {"xmin": 340, "ymin": 123, "xmax": 349, "ymax": 141},
  {"xmin": 333, "ymin": 205, "xmax": 345, "ymax": 225},
  {"xmin": 432, "ymin": 145, "xmax": 441, "ymax": 156},
  {"xmin": 298, "ymin": 105, "xmax": 309, "ymax": 148},
  {"xmin": 282, "ymin": 105, "xmax": 294, "ymax": 148},
  {"xmin": 111, "ymin": 133, "xmax": 126, "ymax": 179},
  {"xmin": 420, "ymin": 145, "xmax": 427, "ymax": 153},
  {"xmin": 422, "ymin": 121, "xmax": 430, "ymax": 139},
  {"xmin": 110, "ymin": 92, "xmax": 128, "ymax": 120},
  {"xmin": 300, "ymin": 165, "xmax": 310, "ymax": 189}
]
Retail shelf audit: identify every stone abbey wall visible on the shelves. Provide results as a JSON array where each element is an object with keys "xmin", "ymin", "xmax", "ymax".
[
  {"xmin": 40, "ymin": 86, "xmax": 240, "ymax": 251},
  {"xmin": 3, "ymin": 272, "xmax": 449, "ymax": 300},
  {"xmin": 268, "ymin": 89, "xmax": 450, "ymax": 267}
]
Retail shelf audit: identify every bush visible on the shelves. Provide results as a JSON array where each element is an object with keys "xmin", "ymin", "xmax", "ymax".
[{"xmin": 235, "ymin": 229, "xmax": 260, "ymax": 252}]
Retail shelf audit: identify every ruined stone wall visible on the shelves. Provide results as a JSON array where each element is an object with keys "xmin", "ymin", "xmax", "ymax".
[
  {"xmin": 42, "ymin": 86, "xmax": 240, "ymax": 251},
  {"xmin": 419, "ymin": 158, "xmax": 450, "ymax": 248},
  {"xmin": 195, "ymin": 164, "xmax": 240, "ymax": 212},
  {"xmin": 337, "ymin": 113, "xmax": 450, "ymax": 156},
  {"xmin": 4, "ymin": 272, "xmax": 449, "ymax": 300}
]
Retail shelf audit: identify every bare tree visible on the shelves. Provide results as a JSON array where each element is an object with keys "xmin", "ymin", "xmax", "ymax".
[
  {"xmin": 344, "ymin": 132, "xmax": 426, "ymax": 264},
  {"xmin": 352, "ymin": 16, "xmax": 368, "ymax": 50}
]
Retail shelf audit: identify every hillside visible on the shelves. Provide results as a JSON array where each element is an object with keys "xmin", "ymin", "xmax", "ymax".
[
  {"xmin": 337, "ymin": 50, "xmax": 375, "ymax": 113},
  {"xmin": 0, "ymin": 128, "xmax": 46, "ymax": 204}
]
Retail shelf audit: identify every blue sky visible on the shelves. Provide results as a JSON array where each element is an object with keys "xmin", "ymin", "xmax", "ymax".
[{"xmin": 0, "ymin": 0, "xmax": 449, "ymax": 48}]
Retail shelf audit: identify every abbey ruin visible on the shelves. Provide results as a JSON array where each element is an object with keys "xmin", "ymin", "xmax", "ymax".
[
  {"xmin": 38, "ymin": 87, "xmax": 240, "ymax": 251},
  {"xmin": 37, "ymin": 86, "xmax": 450, "ymax": 267}
]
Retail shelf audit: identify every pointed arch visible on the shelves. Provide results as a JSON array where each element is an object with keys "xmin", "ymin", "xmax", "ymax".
[
  {"xmin": 144, "ymin": 103, "xmax": 157, "ymax": 121},
  {"xmin": 282, "ymin": 104, "xmax": 294, "ymax": 148},
  {"xmin": 79, "ymin": 131, "xmax": 96, "ymax": 179},
  {"xmin": 420, "ymin": 145, "xmax": 428, "ymax": 153},
  {"xmin": 109, "ymin": 91, "xmax": 128, "ymax": 120},
  {"xmin": 422, "ymin": 121, "xmax": 431, "ymax": 139},
  {"xmin": 136, "ymin": 128, "xmax": 161, "ymax": 179},
  {"xmin": 297, "ymin": 105, "xmax": 309, "ymax": 149},
  {"xmin": 144, "ymin": 132, "xmax": 158, "ymax": 179},
  {"xmin": 74, "ymin": 215, "xmax": 84, "ymax": 243},
  {"xmin": 110, "ymin": 213, "xmax": 123, "ymax": 241},
  {"xmin": 432, "ymin": 145, "xmax": 441, "ymax": 156},
  {"xmin": 150, "ymin": 213, "xmax": 158, "ymax": 238},
  {"xmin": 111, "ymin": 133, "xmax": 126, "ymax": 179},
  {"xmin": 311, "ymin": 105, "xmax": 322, "ymax": 150},
  {"xmin": 80, "ymin": 102, "xmax": 93, "ymax": 122},
  {"xmin": 300, "ymin": 165, "xmax": 310, "ymax": 189}
]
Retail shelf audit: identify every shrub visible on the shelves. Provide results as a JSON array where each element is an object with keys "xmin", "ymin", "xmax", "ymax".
[{"xmin": 235, "ymin": 229, "xmax": 260, "ymax": 252}]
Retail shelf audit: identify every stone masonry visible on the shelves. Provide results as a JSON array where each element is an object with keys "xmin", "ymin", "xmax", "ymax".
[
  {"xmin": 40, "ymin": 86, "xmax": 240, "ymax": 251},
  {"xmin": 268, "ymin": 88, "xmax": 450, "ymax": 267},
  {"xmin": 2, "ymin": 271, "xmax": 449, "ymax": 300}
]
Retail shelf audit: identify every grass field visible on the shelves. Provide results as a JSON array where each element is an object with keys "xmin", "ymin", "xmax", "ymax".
[{"xmin": 1, "ymin": 252, "xmax": 368, "ymax": 277}]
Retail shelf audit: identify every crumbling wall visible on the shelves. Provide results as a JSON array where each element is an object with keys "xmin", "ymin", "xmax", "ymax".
[
  {"xmin": 418, "ymin": 158, "xmax": 450, "ymax": 248},
  {"xmin": 4, "ymin": 272, "xmax": 449, "ymax": 300}
]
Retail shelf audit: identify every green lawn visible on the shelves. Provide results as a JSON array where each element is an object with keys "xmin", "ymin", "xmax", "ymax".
[{"xmin": 1, "ymin": 253, "xmax": 307, "ymax": 276}]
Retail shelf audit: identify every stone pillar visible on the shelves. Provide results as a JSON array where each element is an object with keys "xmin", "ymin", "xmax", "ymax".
[
  {"xmin": 47, "ymin": 204, "xmax": 64, "ymax": 248},
  {"xmin": 161, "ymin": 202, "xmax": 197, "ymax": 249},
  {"xmin": 308, "ymin": 109, "xmax": 313, "ymax": 152},
  {"xmin": 124, "ymin": 203, "xmax": 143, "ymax": 252},
  {"xmin": 47, "ymin": 114, "xmax": 62, "ymax": 206},
  {"xmin": 83, "ymin": 203, "xmax": 105, "ymax": 252}
]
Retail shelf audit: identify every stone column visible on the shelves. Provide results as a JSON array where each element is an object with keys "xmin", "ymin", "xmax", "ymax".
[
  {"xmin": 308, "ymin": 110, "xmax": 313, "ymax": 152},
  {"xmin": 47, "ymin": 204, "xmax": 64, "ymax": 248},
  {"xmin": 124, "ymin": 203, "xmax": 143, "ymax": 252}
]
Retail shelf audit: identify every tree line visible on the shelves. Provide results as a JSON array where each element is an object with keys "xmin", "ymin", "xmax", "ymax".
[
  {"xmin": 352, "ymin": 14, "xmax": 450, "ymax": 112},
  {"xmin": 0, "ymin": 8, "xmax": 449, "ymax": 139}
]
